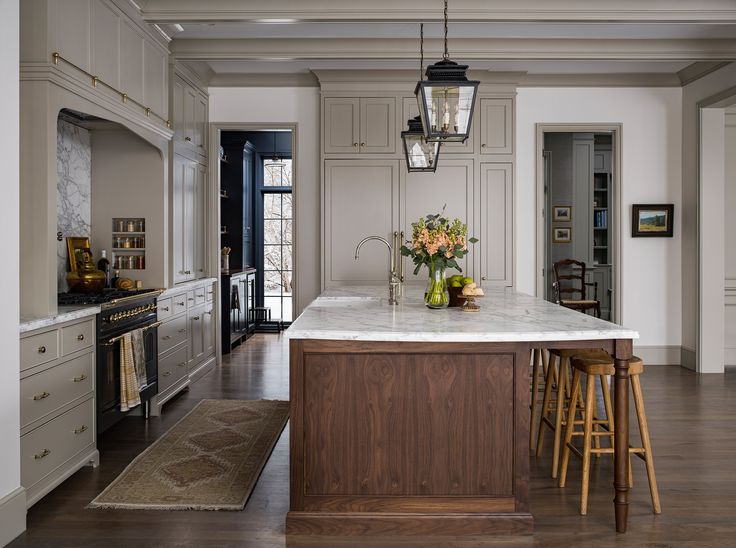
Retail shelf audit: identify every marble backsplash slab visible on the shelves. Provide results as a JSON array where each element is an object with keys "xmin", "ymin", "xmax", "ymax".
[{"xmin": 57, "ymin": 119, "xmax": 92, "ymax": 292}]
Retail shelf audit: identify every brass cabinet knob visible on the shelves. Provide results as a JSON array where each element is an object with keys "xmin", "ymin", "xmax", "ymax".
[
  {"xmin": 188, "ymin": 297, "xmax": 195, "ymax": 301},
  {"xmin": 77, "ymin": 334, "xmax": 84, "ymax": 341},
  {"xmin": 178, "ymin": 362, "xmax": 186, "ymax": 367},
  {"xmin": 184, "ymin": 136, "xmax": 192, "ymax": 142},
  {"xmin": 178, "ymin": 328, "xmax": 187, "ymax": 333},
  {"xmin": 34, "ymin": 449, "xmax": 51, "ymax": 460},
  {"xmin": 192, "ymin": 316, "xmax": 200, "ymax": 321},
  {"xmin": 481, "ymin": 143, "xmax": 487, "ymax": 148},
  {"xmin": 74, "ymin": 425, "xmax": 88, "ymax": 435},
  {"xmin": 161, "ymin": 306, "xmax": 169, "ymax": 312},
  {"xmin": 481, "ymin": 276, "xmax": 487, "ymax": 280},
  {"xmin": 73, "ymin": 374, "xmax": 87, "ymax": 383},
  {"xmin": 176, "ymin": 301, "xmax": 185, "ymax": 306},
  {"xmin": 38, "ymin": 346, "xmax": 46, "ymax": 354},
  {"xmin": 162, "ymin": 335, "xmax": 171, "ymax": 340},
  {"xmin": 162, "ymin": 371, "xmax": 171, "ymax": 377},
  {"xmin": 360, "ymin": 142, "xmax": 366, "ymax": 146},
  {"xmin": 33, "ymin": 391, "xmax": 51, "ymax": 401},
  {"xmin": 352, "ymin": 142, "xmax": 358, "ymax": 147}
]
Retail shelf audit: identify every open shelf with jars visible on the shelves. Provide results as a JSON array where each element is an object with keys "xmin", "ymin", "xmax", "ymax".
[{"xmin": 111, "ymin": 218, "xmax": 146, "ymax": 270}]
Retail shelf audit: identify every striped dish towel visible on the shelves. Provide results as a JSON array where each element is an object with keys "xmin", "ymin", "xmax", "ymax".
[
  {"xmin": 119, "ymin": 333, "xmax": 141, "ymax": 412},
  {"xmin": 130, "ymin": 328, "xmax": 148, "ymax": 391}
]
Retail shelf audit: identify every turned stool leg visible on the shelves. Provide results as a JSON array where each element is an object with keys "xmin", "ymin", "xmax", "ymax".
[
  {"xmin": 632, "ymin": 374, "xmax": 662, "ymax": 514},
  {"xmin": 580, "ymin": 372, "xmax": 596, "ymax": 515},
  {"xmin": 558, "ymin": 368, "xmax": 582, "ymax": 488},
  {"xmin": 551, "ymin": 356, "xmax": 569, "ymax": 478},
  {"xmin": 536, "ymin": 352, "xmax": 557, "ymax": 456}
]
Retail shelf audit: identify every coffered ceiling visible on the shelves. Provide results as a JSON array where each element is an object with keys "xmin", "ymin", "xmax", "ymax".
[{"xmin": 131, "ymin": 0, "xmax": 736, "ymax": 85}]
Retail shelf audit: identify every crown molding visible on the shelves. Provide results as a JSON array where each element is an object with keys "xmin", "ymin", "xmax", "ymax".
[
  {"xmin": 677, "ymin": 61, "xmax": 732, "ymax": 86},
  {"xmin": 208, "ymin": 72, "xmax": 319, "ymax": 87},
  {"xmin": 141, "ymin": 0, "xmax": 736, "ymax": 23},
  {"xmin": 171, "ymin": 37, "xmax": 736, "ymax": 61},
  {"xmin": 518, "ymin": 72, "xmax": 682, "ymax": 87}
]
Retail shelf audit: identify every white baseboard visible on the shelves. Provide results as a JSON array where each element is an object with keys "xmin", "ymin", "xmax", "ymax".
[
  {"xmin": 634, "ymin": 345, "xmax": 681, "ymax": 365},
  {"xmin": 681, "ymin": 346, "xmax": 697, "ymax": 371},
  {"xmin": 0, "ymin": 486, "xmax": 26, "ymax": 547}
]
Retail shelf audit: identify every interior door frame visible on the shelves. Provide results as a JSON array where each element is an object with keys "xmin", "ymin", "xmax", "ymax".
[
  {"xmin": 208, "ymin": 122, "xmax": 299, "ymax": 362},
  {"xmin": 535, "ymin": 123, "xmax": 623, "ymax": 325}
]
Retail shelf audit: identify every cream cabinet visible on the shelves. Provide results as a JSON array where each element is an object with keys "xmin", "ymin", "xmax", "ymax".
[
  {"xmin": 476, "ymin": 163, "xmax": 514, "ymax": 286},
  {"xmin": 401, "ymin": 97, "xmax": 474, "ymax": 154},
  {"xmin": 324, "ymin": 97, "xmax": 396, "ymax": 154},
  {"xmin": 172, "ymin": 156, "xmax": 207, "ymax": 284},
  {"xmin": 19, "ymin": 317, "xmax": 99, "ymax": 508},
  {"xmin": 479, "ymin": 98, "xmax": 514, "ymax": 155},
  {"xmin": 155, "ymin": 281, "xmax": 216, "ymax": 412},
  {"xmin": 172, "ymin": 73, "xmax": 208, "ymax": 161}
]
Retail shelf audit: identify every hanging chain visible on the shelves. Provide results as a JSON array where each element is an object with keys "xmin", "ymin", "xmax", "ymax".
[
  {"xmin": 443, "ymin": 0, "xmax": 449, "ymax": 59},
  {"xmin": 419, "ymin": 23, "xmax": 424, "ymax": 79}
]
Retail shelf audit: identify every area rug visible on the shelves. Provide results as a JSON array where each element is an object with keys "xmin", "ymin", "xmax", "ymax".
[{"xmin": 88, "ymin": 399, "xmax": 289, "ymax": 510}]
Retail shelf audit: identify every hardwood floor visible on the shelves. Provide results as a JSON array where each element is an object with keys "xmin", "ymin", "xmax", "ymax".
[{"xmin": 9, "ymin": 335, "xmax": 736, "ymax": 547}]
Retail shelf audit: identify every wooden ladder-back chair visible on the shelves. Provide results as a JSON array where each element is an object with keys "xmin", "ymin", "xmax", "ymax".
[{"xmin": 552, "ymin": 259, "xmax": 601, "ymax": 318}]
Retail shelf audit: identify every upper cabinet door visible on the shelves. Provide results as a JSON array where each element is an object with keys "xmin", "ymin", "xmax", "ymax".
[
  {"xmin": 400, "ymin": 160, "xmax": 474, "ymax": 283},
  {"xmin": 324, "ymin": 160, "xmax": 400, "ymax": 285},
  {"xmin": 172, "ymin": 77, "xmax": 185, "ymax": 143},
  {"xmin": 477, "ymin": 163, "xmax": 513, "ymax": 287},
  {"xmin": 401, "ymin": 97, "xmax": 474, "ymax": 154},
  {"xmin": 90, "ymin": 2, "xmax": 120, "ymax": 89},
  {"xmin": 324, "ymin": 98, "xmax": 360, "ymax": 154},
  {"xmin": 184, "ymin": 87, "xmax": 197, "ymax": 146},
  {"xmin": 479, "ymin": 98, "xmax": 514, "ymax": 155},
  {"xmin": 359, "ymin": 98, "xmax": 396, "ymax": 154},
  {"xmin": 120, "ymin": 22, "xmax": 144, "ymax": 104},
  {"xmin": 195, "ymin": 92, "xmax": 208, "ymax": 157}
]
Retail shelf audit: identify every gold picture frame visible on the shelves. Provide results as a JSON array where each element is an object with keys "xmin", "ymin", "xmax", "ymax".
[
  {"xmin": 66, "ymin": 237, "xmax": 91, "ymax": 273},
  {"xmin": 552, "ymin": 227, "xmax": 572, "ymax": 243},
  {"xmin": 552, "ymin": 206, "xmax": 572, "ymax": 222}
]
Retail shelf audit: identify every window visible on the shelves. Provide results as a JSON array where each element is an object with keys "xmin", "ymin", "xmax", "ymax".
[{"xmin": 262, "ymin": 158, "xmax": 293, "ymax": 322}]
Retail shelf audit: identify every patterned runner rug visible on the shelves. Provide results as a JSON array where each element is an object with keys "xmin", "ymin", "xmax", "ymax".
[{"xmin": 89, "ymin": 399, "xmax": 289, "ymax": 510}]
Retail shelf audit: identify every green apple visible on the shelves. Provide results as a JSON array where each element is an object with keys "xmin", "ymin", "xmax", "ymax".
[
  {"xmin": 448, "ymin": 274, "xmax": 463, "ymax": 283},
  {"xmin": 461, "ymin": 276, "xmax": 474, "ymax": 286},
  {"xmin": 450, "ymin": 280, "xmax": 463, "ymax": 287}
]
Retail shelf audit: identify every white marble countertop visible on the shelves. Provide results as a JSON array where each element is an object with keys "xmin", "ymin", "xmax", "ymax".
[
  {"xmin": 286, "ymin": 286, "xmax": 639, "ymax": 343},
  {"xmin": 20, "ymin": 305, "xmax": 100, "ymax": 334}
]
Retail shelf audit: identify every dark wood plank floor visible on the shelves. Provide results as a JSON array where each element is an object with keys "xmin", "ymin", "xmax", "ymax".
[{"xmin": 9, "ymin": 334, "xmax": 736, "ymax": 547}]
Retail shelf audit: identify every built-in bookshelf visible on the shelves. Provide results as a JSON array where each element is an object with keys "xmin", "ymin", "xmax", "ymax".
[
  {"xmin": 111, "ymin": 217, "xmax": 146, "ymax": 270},
  {"xmin": 592, "ymin": 173, "xmax": 611, "ymax": 265}
]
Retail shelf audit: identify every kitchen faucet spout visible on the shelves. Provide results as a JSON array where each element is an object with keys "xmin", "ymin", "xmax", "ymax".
[{"xmin": 354, "ymin": 236, "xmax": 399, "ymax": 305}]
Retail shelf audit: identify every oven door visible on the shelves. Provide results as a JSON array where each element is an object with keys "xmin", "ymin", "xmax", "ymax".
[{"xmin": 97, "ymin": 322, "xmax": 159, "ymax": 433}]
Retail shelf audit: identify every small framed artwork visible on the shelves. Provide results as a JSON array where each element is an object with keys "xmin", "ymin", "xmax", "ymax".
[
  {"xmin": 632, "ymin": 204, "xmax": 674, "ymax": 237},
  {"xmin": 66, "ymin": 236, "xmax": 91, "ymax": 273},
  {"xmin": 553, "ymin": 227, "xmax": 572, "ymax": 243},
  {"xmin": 552, "ymin": 206, "xmax": 572, "ymax": 222}
]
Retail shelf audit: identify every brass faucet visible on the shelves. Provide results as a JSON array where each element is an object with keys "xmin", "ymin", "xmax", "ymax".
[{"xmin": 354, "ymin": 236, "xmax": 400, "ymax": 305}]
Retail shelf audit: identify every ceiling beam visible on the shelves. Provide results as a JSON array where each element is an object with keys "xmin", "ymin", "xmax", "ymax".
[
  {"xmin": 171, "ymin": 38, "xmax": 736, "ymax": 61},
  {"xmin": 140, "ymin": 0, "xmax": 736, "ymax": 23}
]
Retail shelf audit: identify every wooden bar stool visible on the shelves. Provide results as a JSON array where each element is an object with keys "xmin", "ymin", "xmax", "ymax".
[
  {"xmin": 529, "ymin": 348, "xmax": 549, "ymax": 451},
  {"xmin": 558, "ymin": 353, "xmax": 661, "ymax": 516},
  {"xmin": 536, "ymin": 348, "xmax": 609, "ymax": 478}
]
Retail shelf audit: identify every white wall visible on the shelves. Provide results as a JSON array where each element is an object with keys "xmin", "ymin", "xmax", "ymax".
[
  {"xmin": 209, "ymin": 87, "xmax": 321, "ymax": 314},
  {"xmin": 725, "ymin": 111, "xmax": 736, "ymax": 365},
  {"xmin": 0, "ymin": 0, "xmax": 25, "ymax": 543},
  {"xmin": 516, "ymin": 87, "xmax": 683, "ymax": 358}
]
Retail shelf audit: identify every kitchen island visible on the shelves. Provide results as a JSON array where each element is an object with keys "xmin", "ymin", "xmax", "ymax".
[{"xmin": 286, "ymin": 286, "xmax": 638, "ymax": 536}]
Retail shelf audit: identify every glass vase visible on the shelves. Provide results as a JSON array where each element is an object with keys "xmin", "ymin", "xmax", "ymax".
[{"xmin": 425, "ymin": 262, "xmax": 449, "ymax": 309}]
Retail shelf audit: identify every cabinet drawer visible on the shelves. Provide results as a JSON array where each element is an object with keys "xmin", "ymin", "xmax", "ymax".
[
  {"xmin": 158, "ymin": 345, "xmax": 188, "ymax": 392},
  {"xmin": 187, "ymin": 290, "xmax": 197, "ymax": 308},
  {"xmin": 205, "ymin": 284, "xmax": 214, "ymax": 302},
  {"xmin": 21, "ymin": 331, "xmax": 59, "ymax": 371},
  {"xmin": 60, "ymin": 320, "xmax": 94, "ymax": 357},
  {"xmin": 21, "ymin": 352, "xmax": 94, "ymax": 429},
  {"xmin": 171, "ymin": 293, "xmax": 187, "ymax": 315},
  {"xmin": 21, "ymin": 398, "xmax": 94, "ymax": 489},
  {"xmin": 194, "ymin": 286, "xmax": 206, "ymax": 306},
  {"xmin": 158, "ymin": 314, "xmax": 188, "ymax": 355},
  {"xmin": 157, "ymin": 297, "xmax": 173, "ymax": 320}
]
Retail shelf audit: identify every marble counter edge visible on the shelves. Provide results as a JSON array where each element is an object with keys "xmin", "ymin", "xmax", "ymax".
[
  {"xmin": 285, "ymin": 329, "xmax": 639, "ymax": 342},
  {"xmin": 20, "ymin": 305, "xmax": 101, "ymax": 334}
]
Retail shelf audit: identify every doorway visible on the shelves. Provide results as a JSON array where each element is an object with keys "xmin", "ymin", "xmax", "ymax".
[{"xmin": 536, "ymin": 125, "xmax": 622, "ymax": 323}]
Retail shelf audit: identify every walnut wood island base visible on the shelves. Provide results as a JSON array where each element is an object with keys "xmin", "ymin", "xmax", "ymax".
[{"xmin": 285, "ymin": 287, "xmax": 638, "ymax": 536}]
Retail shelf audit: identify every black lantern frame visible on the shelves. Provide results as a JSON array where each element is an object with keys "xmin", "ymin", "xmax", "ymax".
[
  {"xmin": 401, "ymin": 116, "xmax": 441, "ymax": 172},
  {"xmin": 414, "ymin": 0, "xmax": 479, "ymax": 143}
]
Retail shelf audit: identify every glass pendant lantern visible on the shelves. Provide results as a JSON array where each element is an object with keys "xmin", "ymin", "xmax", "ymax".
[
  {"xmin": 415, "ymin": 0, "xmax": 479, "ymax": 143},
  {"xmin": 402, "ymin": 116, "xmax": 440, "ymax": 172},
  {"xmin": 401, "ymin": 24, "xmax": 441, "ymax": 172}
]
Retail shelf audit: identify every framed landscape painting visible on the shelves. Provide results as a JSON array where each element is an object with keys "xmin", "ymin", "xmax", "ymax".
[
  {"xmin": 632, "ymin": 204, "xmax": 674, "ymax": 237},
  {"xmin": 553, "ymin": 206, "xmax": 572, "ymax": 222}
]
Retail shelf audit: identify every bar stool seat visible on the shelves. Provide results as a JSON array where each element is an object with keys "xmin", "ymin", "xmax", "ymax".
[
  {"xmin": 536, "ymin": 348, "xmax": 611, "ymax": 477},
  {"xmin": 558, "ymin": 353, "xmax": 661, "ymax": 516}
]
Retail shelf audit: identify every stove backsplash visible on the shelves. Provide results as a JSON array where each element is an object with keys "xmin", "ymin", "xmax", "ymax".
[{"xmin": 57, "ymin": 119, "xmax": 92, "ymax": 292}]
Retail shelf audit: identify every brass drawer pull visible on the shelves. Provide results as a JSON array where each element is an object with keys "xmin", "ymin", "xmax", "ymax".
[
  {"xmin": 161, "ymin": 306, "xmax": 170, "ymax": 312},
  {"xmin": 34, "ymin": 449, "xmax": 51, "ymax": 460},
  {"xmin": 38, "ymin": 346, "xmax": 46, "ymax": 354},
  {"xmin": 77, "ymin": 334, "xmax": 85, "ymax": 341},
  {"xmin": 205, "ymin": 311, "xmax": 212, "ymax": 315},
  {"xmin": 73, "ymin": 374, "xmax": 87, "ymax": 383},
  {"xmin": 184, "ymin": 136, "xmax": 192, "ymax": 142},
  {"xmin": 162, "ymin": 371, "xmax": 171, "ymax": 377},
  {"xmin": 178, "ymin": 328, "xmax": 187, "ymax": 333},
  {"xmin": 178, "ymin": 362, "xmax": 186, "ymax": 367},
  {"xmin": 162, "ymin": 335, "xmax": 171, "ymax": 341},
  {"xmin": 33, "ymin": 391, "xmax": 51, "ymax": 401},
  {"xmin": 197, "ymin": 294, "xmax": 204, "ymax": 298},
  {"xmin": 188, "ymin": 297, "xmax": 195, "ymax": 301},
  {"xmin": 74, "ymin": 425, "xmax": 88, "ymax": 435},
  {"xmin": 192, "ymin": 316, "xmax": 200, "ymax": 321},
  {"xmin": 176, "ymin": 301, "xmax": 185, "ymax": 306}
]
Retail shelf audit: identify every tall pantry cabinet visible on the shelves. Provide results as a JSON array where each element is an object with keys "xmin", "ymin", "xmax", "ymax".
[
  {"xmin": 170, "ymin": 66, "xmax": 209, "ymax": 285},
  {"xmin": 318, "ymin": 71, "xmax": 516, "ymax": 290}
]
